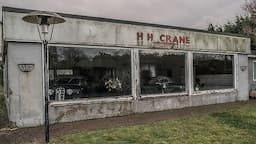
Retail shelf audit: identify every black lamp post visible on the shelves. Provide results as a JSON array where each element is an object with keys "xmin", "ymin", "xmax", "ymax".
[{"xmin": 22, "ymin": 11, "xmax": 65, "ymax": 144}]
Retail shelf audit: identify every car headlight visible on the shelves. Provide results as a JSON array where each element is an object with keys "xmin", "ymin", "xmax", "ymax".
[
  {"xmin": 49, "ymin": 89, "xmax": 54, "ymax": 96},
  {"xmin": 66, "ymin": 89, "xmax": 73, "ymax": 95}
]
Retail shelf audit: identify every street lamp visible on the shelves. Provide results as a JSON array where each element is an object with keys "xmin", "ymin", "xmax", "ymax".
[{"xmin": 22, "ymin": 11, "xmax": 65, "ymax": 144}]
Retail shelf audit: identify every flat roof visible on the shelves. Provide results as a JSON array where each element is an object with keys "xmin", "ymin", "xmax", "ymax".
[{"xmin": 2, "ymin": 6, "xmax": 250, "ymax": 39}]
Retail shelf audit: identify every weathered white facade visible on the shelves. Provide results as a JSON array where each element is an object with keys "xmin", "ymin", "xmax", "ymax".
[{"xmin": 2, "ymin": 7, "xmax": 251, "ymax": 127}]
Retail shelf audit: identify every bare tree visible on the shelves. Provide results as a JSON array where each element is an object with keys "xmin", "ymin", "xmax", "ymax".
[{"xmin": 243, "ymin": 0, "xmax": 256, "ymax": 15}]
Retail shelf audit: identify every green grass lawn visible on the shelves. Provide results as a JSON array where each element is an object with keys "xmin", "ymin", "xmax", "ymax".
[{"xmin": 52, "ymin": 103, "xmax": 256, "ymax": 144}]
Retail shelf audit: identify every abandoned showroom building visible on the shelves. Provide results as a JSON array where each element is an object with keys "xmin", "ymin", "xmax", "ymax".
[{"xmin": 1, "ymin": 7, "xmax": 253, "ymax": 127}]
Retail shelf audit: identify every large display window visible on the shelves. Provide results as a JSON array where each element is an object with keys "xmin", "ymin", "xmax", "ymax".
[
  {"xmin": 48, "ymin": 45, "xmax": 236, "ymax": 101},
  {"xmin": 193, "ymin": 53, "xmax": 234, "ymax": 91},
  {"xmin": 49, "ymin": 46, "xmax": 131, "ymax": 101},
  {"xmin": 139, "ymin": 50, "xmax": 186, "ymax": 95}
]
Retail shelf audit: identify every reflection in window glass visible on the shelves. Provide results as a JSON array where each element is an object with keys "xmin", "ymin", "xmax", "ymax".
[
  {"xmin": 49, "ymin": 46, "xmax": 131, "ymax": 101},
  {"xmin": 193, "ymin": 53, "xmax": 233, "ymax": 91},
  {"xmin": 253, "ymin": 61, "xmax": 256, "ymax": 81},
  {"xmin": 139, "ymin": 50, "xmax": 186, "ymax": 95}
]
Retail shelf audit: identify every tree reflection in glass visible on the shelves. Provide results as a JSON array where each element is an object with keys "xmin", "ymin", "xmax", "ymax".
[
  {"xmin": 49, "ymin": 46, "xmax": 131, "ymax": 101},
  {"xmin": 193, "ymin": 53, "xmax": 234, "ymax": 91},
  {"xmin": 139, "ymin": 50, "xmax": 186, "ymax": 95}
]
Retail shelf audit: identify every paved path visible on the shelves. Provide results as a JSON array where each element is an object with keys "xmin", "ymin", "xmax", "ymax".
[{"xmin": 0, "ymin": 100, "xmax": 255, "ymax": 144}]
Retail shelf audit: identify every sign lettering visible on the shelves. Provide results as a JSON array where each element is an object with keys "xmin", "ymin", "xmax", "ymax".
[{"xmin": 136, "ymin": 32, "xmax": 190, "ymax": 48}]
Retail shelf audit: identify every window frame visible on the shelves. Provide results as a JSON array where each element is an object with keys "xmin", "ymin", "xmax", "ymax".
[
  {"xmin": 48, "ymin": 44, "xmax": 238, "ymax": 102},
  {"xmin": 253, "ymin": 60, "xmax": 256, "ymax": 81},
  {"xmin": 192, "ymin": 52, "xmax": 236, "ymax": 94},
  {"xmin": 48, "ymin": 44, "xmax": 134, "ymax": 101}
]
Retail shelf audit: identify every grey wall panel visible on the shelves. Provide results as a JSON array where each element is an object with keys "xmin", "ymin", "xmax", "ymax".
[
  {"xmin": 49, "ymin": 91, "xmax": 236, "ymax": 124},
  {"xmin": 3, "ymin": 12, "xmax": 251, "ymax": 54},
  {"xmin": 7, "ymin": 42, "xmax": 43, "ymax": 127},
  {"xmin": 237, "ymin": 55, "xmax": 249, "ymax": 101}
]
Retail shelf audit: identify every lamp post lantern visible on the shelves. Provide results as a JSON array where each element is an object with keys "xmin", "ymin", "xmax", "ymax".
[{"xmin": 22, "ymin": 11, "xmax": 65, "ymax": 144}]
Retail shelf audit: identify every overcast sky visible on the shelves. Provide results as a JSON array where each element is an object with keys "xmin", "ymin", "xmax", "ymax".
[{"xmin": 0, "ymin": 0, "xmax": 246, "ymax": 29}]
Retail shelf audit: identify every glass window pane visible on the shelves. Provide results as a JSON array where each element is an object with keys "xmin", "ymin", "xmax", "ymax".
[
  {"xmin": 139, "ymin": 50, "xmax": 186, "ymax": 95},
  {"xmin": 193, "ymin": 53, "xmax": 234, "ymax": 91},
  {"xmin": 49, "ymin": 46, "xmax": 131, "ymax": 101},
  {"xmin": 253, "ymin": 62, "xmax": 256, "ymax": 80}
]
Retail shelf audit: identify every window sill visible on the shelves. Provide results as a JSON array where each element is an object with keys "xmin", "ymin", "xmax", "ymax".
[
  {"xmin": 192, "ymin": 88, "xmax": 236, "ymax": 96},
  {"xmin": 140, "ymin": 92, "xmax": 188, "ymax": 99},
  {"xmin": 49, "ymin": 95, "xmax": 133, "ymax": 106}
]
